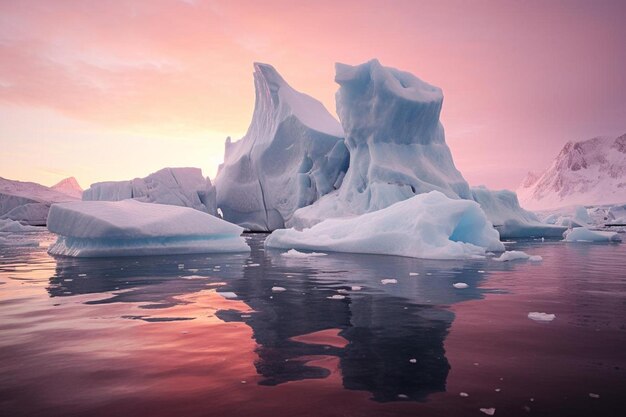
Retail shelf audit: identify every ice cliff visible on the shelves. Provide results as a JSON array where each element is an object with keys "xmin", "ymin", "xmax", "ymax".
[
  {"xmin": 289, "ymin": 59, "xmax": 470, "ymax": 229},
  {"xmin": 214, "ymin": 63, "xmax": 348, "ymax": 231}
]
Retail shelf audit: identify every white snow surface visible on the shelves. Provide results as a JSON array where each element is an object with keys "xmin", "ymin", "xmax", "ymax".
[
  {"xmin": 471, "ymin": 186, "xmax": 566, "ymax": 238},
  {"xmin": 83, "ymin": 167, "xmax": 217, "ymax": 216},
  {"xmin": 46, "ymin": 200, "xmax": 249, "ymax": 257},
  {"xmin": 214, "ymin": 63, "xmax": 348, "ymax": 231},
  {"xmin": 0, "ymin": 176, "xmax": 78, "ymax": 225},
  {"xmin": 563, "ymin": 227, "xmax": 621, "ymax": 242},
  {"xmin": 518, "ymin": 134, "xmax": 626, "ymax": 210},
  {"xmin": 51, "ymin": 177, "xmax": 83, "ymax": 199},
  {"xmin": 289, "ymin": 59, "xmax": 470, "ymax": 229},
  {"xmin": 266, "ymin": 191, "xmax": 504, "ymax": 260}
]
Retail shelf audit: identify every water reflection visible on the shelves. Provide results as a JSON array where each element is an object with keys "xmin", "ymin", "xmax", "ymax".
[{"xmin": 45, "ymin": 234, "xmax": 503, "ymax": 402}]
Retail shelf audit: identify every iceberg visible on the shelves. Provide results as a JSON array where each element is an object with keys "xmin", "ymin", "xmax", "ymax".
[
  {"xmin": 47, "ymin": 200, "xmax": 249, "ymax": 257},
  {"xmin": 563, "ymin": 227, "xmax": 621, "ymax": 243},
  {"xmin": 0, "ymin": 176, "xmax": 77, "ymax": 225},
  {"xmin": 83, "ymin": 167, "xmax": 217, "ymax": 216},
  {"xmin": 470, "ymin": 187, "xmax": 566, "ymax": 238},
  {"xmin": 266, "ymin": 191, "xmax": 504, "ymax": 260},
  {"xmin": 214, "ymin": 63, "xmax": 348, "ymax": 231},
  {"xmin": 290, "ymin": 59, "xmax": 470, "ymax": 229}
]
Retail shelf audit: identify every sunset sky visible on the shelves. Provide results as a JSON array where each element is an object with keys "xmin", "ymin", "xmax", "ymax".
[{"xmin": 1, "ymin": 0, "xmax": 625, "ymax": 190}]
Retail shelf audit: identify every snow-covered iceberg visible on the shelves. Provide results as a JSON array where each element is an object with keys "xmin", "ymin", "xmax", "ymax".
[
  {"xmin": 83, "ymin": 167, "xmax": 217, "ymax": 216},
  {"xmin": 0, "ymin": 176, "xmax": 78, "ymax": 225},
  {"xmin": 47, "ymin": 200, "xmax": 249, "ymax": 257},
  {"xmin": 470, "ymin": 186, "xmax": 566, "ymax": 238},
  {"xmin": 266, "ymin": 191, "xmax": 504, "ymax": 260},
  {"xmin": 214, "ymin": 63, "xmax": 348, "ymax": 231},
  {"xmin": 563, "ymin": 227, "xmax": 621, "ymax": 243},
  {"xmin": 290, "ymin": 59, "xmax": 470, "ymax": 229}
]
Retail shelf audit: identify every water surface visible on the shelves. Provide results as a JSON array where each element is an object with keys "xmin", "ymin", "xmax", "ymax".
[{"xmin": 1, "ymin": 232, "xmax": 624, "ymax": 416}]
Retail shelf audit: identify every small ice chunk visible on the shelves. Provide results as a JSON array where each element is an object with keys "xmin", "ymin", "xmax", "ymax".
[
  {"xmin": 478, "ymin": 270, "xmax": 485, "ymax": 273},
  {"xmin": 480, "ymin": 408, "xmax": 496, "ymax": 416},
  {"xmin": 589, "ymin": 393, "xmax": 600, "ymax": 399},
  {"xmin": 281, "ymin": 249, "xmax": 327, "ymax": 258},
  {"xmin": 78, "ymin": 273, "xmax": 87, "ymax": 277},
  {"xmin": 327, "ymin": 294, "xmax": 345, "ymax": 300},
  {"xmin": 248, "ymin": 263, "xmax": 260, "ymax": 267},
  {"xmin": 397, "ymin": 394, "xmax": 408, "ymax": 399},
  {"xmin": 218, "ymin": 291, "xmax": 237, "ymax": 299},
  {"xmin": 351, "ymin": 286, "xmax": 362, "ymax": 291},
  {"xmin": 271, "ymin": 286, "xmax": 286, "ymax": 292},
  {"xmin": 178, "ymin": 264, "xmax": 185, "ymax": 269},
  {"xmin": 459, "ymin": 392, "xmax": 469, "ymax": 397},
  {"xmin": 381, "ymin": 279, "xmax": 397, "ymax": 285},
  {"xmin": 409, "ymin": 358, "xmax": 417, "ymax": 363},
  {"xmin": 528, "ymin": 312, "xmax": 556, "ymax": 322},
  {"xmin": 493, "ymin": 250, "xmax": 535, "ymax": 262},
  {"xmin": 529, "ymin": 255, "xmax": 543, "ymax": 262},
  {"xmin": 453, "ymin": 282, "xmax": 469, "ymax": 289},
  {"xmin": 564, "ymin": 227, "xmax": 621, "ymax": 243},
  {"xmin": 409, "ymin": 272, "xmax": 419, "ymax": 276}
]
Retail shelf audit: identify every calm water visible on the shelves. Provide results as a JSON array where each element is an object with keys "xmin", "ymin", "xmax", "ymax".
[{"xmin": 1, "ymin": 232, "xmax": 625, "ymax": 417}]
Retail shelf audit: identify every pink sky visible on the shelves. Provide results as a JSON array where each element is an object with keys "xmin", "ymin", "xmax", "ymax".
[{"xmin": 1, "ymin": 0, "xmax": 625, "ymax": 190}]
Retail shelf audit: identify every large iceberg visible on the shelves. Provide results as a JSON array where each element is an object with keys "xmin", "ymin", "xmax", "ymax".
[
  {"xmin": 0, "ymin": 176, "xmax": 78, "ymax": 225},
  {"xmin": 47, "ymin": 200, "xmax": 249, "ymax": 257},
  {"xmin": 290, "ymin": 59, "xmax": 470, "ymax": 229},
  {"xmin": 83, "ymin": 167, "xmax": 217, "ymax": 216},
  {"xmin": 51, "ymin": 177, "xmax": 83, "ymax": 199},
  {"xmin": 266, "ymin": 191, "xmax": 504, "ymax": 260},
  {"xmin": 214, "ymin": 63, "xmax": 348, "ymax": 231},
  {"xmin": 470, "ymin": 186, "xmax": 566, "ymax": 238}
]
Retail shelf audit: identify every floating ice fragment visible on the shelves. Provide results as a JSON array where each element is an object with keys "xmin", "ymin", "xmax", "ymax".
[
  {"xmin": 351, "ymin": 286, "xmax": 362, "ymax": 291},
  {"xmin": 589, "ymin": 393, "xmax": 600, "ymax": 399},
  {"xmin": 460, "ymin": 392, "xmax": 469, "ymax": 397},
  {"xmin": 409, "ymin": 359, "xmax": 417, "ymax": 363},
  {"xmin": 178, "ymin": 264, "xmax": 185, "ymax": 269},
  {"xmin": 271, "ymin": 286, "xmax": 286, "ymax": 292},
  {"xmin": 218, "ymin": 291, "xmax": 237, "ymax": 299},
  {"xmin": 528, "ymin": 312, "xmax": 556, "ymax": 322},
  {"xmin": 381, "ymin": 279, "xmax": 397, "ymax": 285},
  {"xmin": 529, "ymin": 255, "xmax": 543, "ymax": 262},
  {"xmin": 409, "ymin": 272, "xmax": 419, "ymax": 276},
  {"xmin": 493, "ymin": 251, "xmax": 536, "ymax": 262},
  {"xmin": 453, "ymin": 282, "xmax": 469, "ymax": 289},
  {"xmin": 281, "ymin": 249, "xmax": 327, "ymax": 258},
  {"xmin": 78, "ymin": 273, "xmax": 87, "ymax": 277},
  {"xmin": 564, "ymin": 227, "xmax": 621, "ymax": 242},
  {"xmin": 248, "ymin": 263, "xmax": 260, "ymax": 267},
  {"xmin": 327, "ymin": 294, "xmax": 345, "ymax": 300},
  {"xmin": 397, "ymin": 394, "xmax": 408, "ymax": 399},
  {"xmin": 480, "ymin": 408, "xmax": 496, "ymax": 415}
]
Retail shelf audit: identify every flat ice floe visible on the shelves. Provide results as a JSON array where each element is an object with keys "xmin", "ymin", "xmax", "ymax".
[
  {"xmin": 266, "ymin": 191, "xmax": 505, "ymax": 260},
  {"xmin": 563, "ymin": 227, "xmax": 622, "ymax": 242},
  {"xmin": 528, "ymin": 312, "xmax": 556, "ymax": 322},
  {"xmin": 493, "ymin": 251, "xmax": 542, "ymax": 262},
  {"xmin": 47, "ymin": 200, "xmax": 249, "ymax": 257}
]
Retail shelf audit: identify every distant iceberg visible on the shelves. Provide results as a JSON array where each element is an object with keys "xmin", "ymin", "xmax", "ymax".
[
  {"xmin": 563, "ymin": 227, "xmax": 621, "ymax": 243},
  {"xmin": 290, "ymin": 59, "xmax": 470, "ymax": 229},
  {"xmin": 83, "ymin": 167, "xmax": 217, "ymax": 216},
  {"xmin": 266, "ymin": 191, "xmax": 504, "ymax": 260},
  {"xmin": 470, "ymin": 186, "xmax": 566, "ymax": 238},
  {"xmin": 214, "ymin": 63, "xmax": 348, "ymax": 231},
  {"xmin": 47, "ymin": 200, "xmax": 249, "ymax": 257}
]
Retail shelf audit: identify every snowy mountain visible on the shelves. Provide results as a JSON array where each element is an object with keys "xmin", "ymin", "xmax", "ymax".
[
  {"xmin": 517, "ymin": 133, "xmax": 626, "ymax": 210},
  {"xmin": 0, "ymin": 177, "xmax": 78, "ymax": 225},
  {"xmin": 83, "ymin": 167, "xmax": 217, "ymax": 216},
  {"xmin": 51, "ymin": 177, "xmax": 83, "ymax": 199},
  {"xmin": 214, "ymin": 62, "xmax": 348, "ymax": 231}
]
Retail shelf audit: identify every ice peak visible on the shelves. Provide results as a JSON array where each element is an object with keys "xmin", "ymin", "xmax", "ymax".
[{"xmin": 335, "ymin": 59, "xmax": 443, "ymax": 104}]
